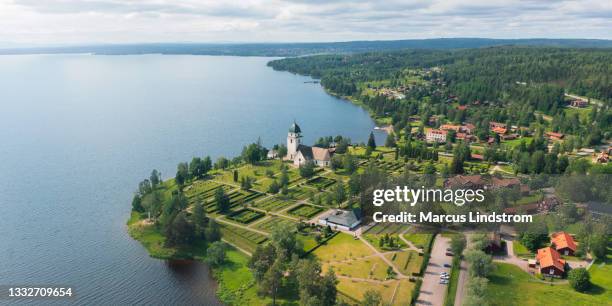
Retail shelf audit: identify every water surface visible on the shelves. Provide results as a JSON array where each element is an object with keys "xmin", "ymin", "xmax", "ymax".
[{"xmin": 0, "ymin": 55, "xmax": 383, "ymax": 305}]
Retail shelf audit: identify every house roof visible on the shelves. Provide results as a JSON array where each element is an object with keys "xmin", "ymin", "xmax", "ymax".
[
  {"xmin": 491, "ymin": 177, "xmax": 520, "ymax": 188},
  {"xmin": 289, "ymin": 121, "xmax": 302, "ymax": 133},
  {"xmin": 537, "ymin": 247, "xmax": 565, "ymax": 272},
  {"xmin": 552, "ymin": 232, "xmax": 577, "ymax": 252},
  {"xmin": 440, "ymin": 124, "xmax": 461, "ymax": 131},
  {"xmin": 428, "ymin": 129, "xmax": 448, "ymax": 135},
  {"xmin": 445, "ymin": 175, "xmax": 485, "ymax": 188},
  {"xmin": 324, "ymin": 209, "xmax": 360, "ymax": 228}
]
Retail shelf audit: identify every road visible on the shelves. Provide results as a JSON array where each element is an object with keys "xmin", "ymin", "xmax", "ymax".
[{"xmin": 416, "ymin": 235, "xmax": 451, "ymax": 306}]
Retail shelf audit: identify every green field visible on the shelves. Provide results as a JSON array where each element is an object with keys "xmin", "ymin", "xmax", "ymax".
[
  {"xmin": 313, "ymin": 233, "xmax": 374, "ymax": 262},
  {"xmin": 226, "ymin": 209, "xmax": 265, "ymax": 224},
  {"xmin": 287, "ymin": 204, "xmax": 324, "ymax": 219},
  {"xmin": 512, "ymin": 240, "xmax": 534, "ymax": 257},
  {"xmin": 253, "ymin": 216, "xmax": 296, "ymax": 232},
  {"xmin": 251, "ymin": 196, "xmax": 295, "ymax": 212},
  {"xmin": 385, "ymin": 250, "xmax": 422, "ymax": 276},
  {"xmin": 305, "ymin": 176, "xmax": 336, "ymax": 189},
  {"xmin": 485, "ymin": 263, "xmax": 609, "ymax": 305},
  {"xmin": 403, "ymin": 232, "xmax": 434, "ymax": 249},
  {"xmin": 219, "ymin": 224, "xmax": 268, "ymax": 254}
]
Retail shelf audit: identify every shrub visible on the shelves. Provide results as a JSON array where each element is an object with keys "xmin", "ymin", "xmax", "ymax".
[{"xmin": 568, "ymin": 268, "xmax": 590, "ymax": 292}]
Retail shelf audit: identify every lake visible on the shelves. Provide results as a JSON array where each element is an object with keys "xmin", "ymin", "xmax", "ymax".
[{"xmin": 0, "ymin": 55, "xmax": 384, "ymax": 305}]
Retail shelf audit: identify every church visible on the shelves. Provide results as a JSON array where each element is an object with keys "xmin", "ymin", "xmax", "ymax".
[{"xmin": 286, "ymin": 121, "xmax": 332, "ymax": 167}]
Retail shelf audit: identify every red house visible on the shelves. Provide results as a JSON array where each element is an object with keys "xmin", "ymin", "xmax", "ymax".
[
  {"xmin": 536, "ymin": 247, "xmax": 566, "ymax": 277},
  {"xmin": 551, "ymin": 232, "xmax": 577, "ymax": 256}
]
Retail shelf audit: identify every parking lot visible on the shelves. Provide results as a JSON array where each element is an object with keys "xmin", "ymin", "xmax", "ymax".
[{"xmin": 416, "ymin": 235, "xmax": 452, "ymax": 306}]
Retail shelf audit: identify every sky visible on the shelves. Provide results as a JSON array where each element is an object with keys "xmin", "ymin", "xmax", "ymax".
[{"xmin": 0, "ymin": 0, "xmax": 611, "ymax": 46}]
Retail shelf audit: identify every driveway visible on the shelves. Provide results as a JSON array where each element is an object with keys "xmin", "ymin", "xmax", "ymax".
[{"xmin": 416, "ymin": 235, "xmax": 452, "ymax": 306}]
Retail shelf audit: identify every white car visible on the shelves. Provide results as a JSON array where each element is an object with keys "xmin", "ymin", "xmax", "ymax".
[
  {"xmin": 439, "ymin": 280, "xmax": 449, "ymax": 284},
  {"xmin": 440, "ymin": 275, "xmax": 450, "ymax": 280},
  {"xmin": 439, "ymin": 272, "xmax": 448, "ymax": 276}
]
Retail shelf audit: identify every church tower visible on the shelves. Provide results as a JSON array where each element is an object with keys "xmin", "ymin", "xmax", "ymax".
[{"xmin": 287, "ymin": 121, "xmax": 302, "ymax": 159}]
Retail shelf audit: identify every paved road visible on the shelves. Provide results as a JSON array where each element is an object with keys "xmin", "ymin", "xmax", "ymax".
[{"xmin": 417, "ymin": 235, "xmax": 452, "ymax": 306}]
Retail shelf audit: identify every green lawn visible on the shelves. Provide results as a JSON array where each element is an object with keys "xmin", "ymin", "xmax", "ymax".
[
  {"xmin": 485, "ymin": 263, "xmax": 609, "ymax": 305},
  {"xmin": 403, "ymin": 232, "xmax": 434, "ymax": 249},
  {"xmin": 313, "ymin": 233, "xmax": 374, "ymax": 262},
  {"xmin": 287, "ymin": 203, "xmax": 324, "ymax": 219},
  {"xmin": 444, "ymin": 256, "xmax": 461, "ymax": 306},
  {"xmin": 512, "ymin": 240, "xmax": 533, "ymax": 257},
  {"xmin": 385, "ymin": 250, "xmax": 422, "ymax": 276}
]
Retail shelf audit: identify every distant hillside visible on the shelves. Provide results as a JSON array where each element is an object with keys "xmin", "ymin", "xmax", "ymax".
[{"xmin": 2, "ymin": 38, "xmax": 612, "ymax": 56}]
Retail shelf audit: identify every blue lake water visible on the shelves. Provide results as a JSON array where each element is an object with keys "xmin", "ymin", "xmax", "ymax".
[{"xmin": 0, "ymin": 55, "xmax": 384, "ymax": 305}]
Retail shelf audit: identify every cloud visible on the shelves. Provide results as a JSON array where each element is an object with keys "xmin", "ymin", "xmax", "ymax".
[{"xmin": 0, "ymin": 0, "xmax": 610, "ymax": 45}]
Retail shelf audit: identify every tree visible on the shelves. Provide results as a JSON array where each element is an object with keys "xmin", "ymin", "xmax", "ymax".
[
  {"xmin": 519, "ymin": 222, "xmax": 549, "ymax": 252},
  {"xmin": 451, "ymin": 234, "xmax": 467, "ymax": 256},
  {"xmin": 296, "ymin": 258, "xmax": 338, "ymax": 306},
  {"xmin": 465, "ymin": 249, "xmax": 493, "ymax": 278},
  {"xmin": 343, "ymin": 153, "xmax": 358, "ymax": 174},
  {"xmin": 362, "ymin": 289, "xmax": 382, "ymax": 306},
  {"xmin": 260, "ymin": 256, "xmax": 284, "ymax": 305},
  {"xmin": 240, "ymin": 176, "xmax": 254, "ymax": 190},
  {"xmin": 590, "ymin": 234, "xmax": 608, "ymax": 260},
  {"xmin": 205, "ymin": 241, "xmax": 227, "ymax": 266},
  {"xmin": 568, "ymin": 268, "xmax": 590, "ymax": 292},
  {"xmin": 279, "ymin": 166, "xmax": 289, "ymax": 187},
  {"xmin": 321, "ymin": 267, "xmax": 338, "ymax": 306},
  {"xmin": 299, "ymin": 160, "xmax": 316, "ymax": 179},
  {"xmin": 205, "ymin": 220, "xmax": 221, "ymax": 242},
  {"xmin": 214, "ymin": 157, "xmax": 229, "ymax": 170},
  {"xmin": 215, "ymin": 187, "xmax": 230, "ymax": 213},
  {"xmin": 333, "ymin": 180, "xmax": 347, "ymax": 205},
  {"xmin": 175, "ymin": 162, "xmax": 189, "ymax": 186},
  {"xmin": 131, "ymin": 194, "xmax": 144, "ymax": 212},
  {"xmin": 150, "ymin": 169, "xmax": 161, "ymax": 187},
  {"xmin": 385, "ymin": 132, "xmax": 396, "ymax": 147},
  {"xmin": 267, "ymin": 180, "xmax": 280, "ymax": 194},
  {"xmin": 270, "ymin": 222, "xmax": 300, "ymax": 258},
  {"xmin": 367, "ymin": 132, "xmax": 376, "ymax": 150},
  {"xmin": 464, "ymin": 276, "xmax": 489, "ymax": 306},
  {"xmin": 348, "ymin": 172, "xmax": 361, "ymax": 196},
  {"xmin": 277, "ymin": 144, "xmax": 288, "ymax": 158},
  {"xmin": 233, "ymin": 169, "xmax": 239, "ymax": 182},
  {"xmin": 164, "ymin": 211, "xmax": 194, "ymax": 247},
  {"xmin": 192, "ymin": 200, "xmax": 207, "ymax": 239}
]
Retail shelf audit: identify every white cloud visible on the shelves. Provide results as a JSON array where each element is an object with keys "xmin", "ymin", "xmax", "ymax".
[{"xmin": 0, "ymin": 0, "xmax": 610, "ymax": 46}]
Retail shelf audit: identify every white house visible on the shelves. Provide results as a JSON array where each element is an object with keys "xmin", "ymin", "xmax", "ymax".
[
  {"xmin": 319, "ymin": 209, "xmax": 361, "ymax": 231},
  {"xmin": 426, "ymin": 129, "xmax": 447, "ymax": 143},
  {"xmin": 286, "ymin": 121, "xmax": 332, "ymax": 167}
]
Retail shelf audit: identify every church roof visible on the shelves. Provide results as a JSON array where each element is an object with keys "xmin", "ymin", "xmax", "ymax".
[
  {"xmin": 289, "ymin": 121, "xmax": 302, "ymax": 133},
  {"xmin": 324, "ymin": 209, "xmax": 361, "ymax": 228},
  {"xmin": 297, "ymin": 145, "xmax": 331, "ymax": 161}
]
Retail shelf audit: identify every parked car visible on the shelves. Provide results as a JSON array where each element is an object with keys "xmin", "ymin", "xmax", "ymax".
[
  {"xmin": 445, "ymin": 252, "xmax": 454, "ymax": 256},
  {"xmin": 443, "ymin": 263, "xmax": 452, "ymax": 268},
  {"xmin": 439, "ymin": 272, "xmax": 448, "ymax": 276},
  {"xmin": 440, "ymin": 275, "xmax": 450, "ymax": 280},
  {"xmin": 446, "ymin": 248, "xmax": 452, "ymax": 252},
  {"xmin": 439, "ymin": 280, "xmax": 449, "ymax": 284}
]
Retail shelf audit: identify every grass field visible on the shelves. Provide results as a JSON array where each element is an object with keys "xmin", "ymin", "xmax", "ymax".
[
  {"xmin": 253, "ymin": 216, "xmax": 296, "ymax": 232},
  {"xmin": 485, "ymin": 263, "xmax": 609, "ymax": 305},
  {"xmin": 226, "ymin": 209, "xmax": 265, "ymax": 224},
  {"xmin": 305, "ymin": 176, "xmax": 336, "ymax": 190},
  {"xmin": 403, "ymin": 232, "xmax": 434, "ymax": 249},
  {"xmin": 325, "ymin": 257, "xmax": 390, "ymax": 280},
  {"xmin": 219, "ymin": 224, "xmax": 267, "ymax": 254},
  {"xmin": 364, "ymin": 233, "xmax": 407, "ymax": 252},
  {"xmin": 313, "ymin": 233, "xmax": 374, "ymax": 262},
  {"xmin": 251, "ymin": 196, "xmax": 294, "ymax": 212},
  {"xmin": 385, "ymin": 250, "xmax": 422, "ymax": 276},
  {"xmin": 287, "ymin": 204, "xmax": 324, "ymax": 219},
  {"xmin": 336, "ymin": 278, "xmax": 414, "ymax": 305},
  {"xmin": 512, "ymin": 240, "xmax": 534, "ymax": 257}
]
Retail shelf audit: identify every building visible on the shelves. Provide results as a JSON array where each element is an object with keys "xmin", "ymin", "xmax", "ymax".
[
  {"xmin": 440, "ymin": 124, "xmax": 461, "ymax": 132},
  {"xmin": 461, "ymin": 123, "xmax": 476, "ymax": 134},
  {"xmin": 489, "ymin": 122, "xmax": 506, "ymax": 130},
  {"xmin": 570, "ymin": 99, "xmax": 588, "ymax": 108},
  {"xmin": 551, "ymin": 232, "xmax": 577, "ymax": 256},
  {"xmin": 492, "ymin": 126, "xmax": 507, "ymax": 135},
  {"xmin": 444, "ymin": 175, "xmax": 486, "ymax": 189},
  {"xmin": 426, "ymin": 129, "xmax": 447, "ymax": 143},
  {"xmin": 536, "ymin": 247, "xmax": 566, "ymax": 277},
  {"xmin": 319, "ymin": 209, "xmax": 361, "ymax": 231},
  {"xmin": 545, "ymin": 132, "xmax": 565, "ymax": 141},
  {"xmin": 286, "ymin": 121, "xmax": 332, "ymax": 167},
  {"xmin": 490, "ymin": 177, "xmax": 521, "ymax": 189}
]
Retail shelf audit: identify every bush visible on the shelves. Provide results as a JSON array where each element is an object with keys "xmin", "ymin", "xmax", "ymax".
[{"xmin": 568, "ymin": 268, "xmax": 590, "ymax": 292}]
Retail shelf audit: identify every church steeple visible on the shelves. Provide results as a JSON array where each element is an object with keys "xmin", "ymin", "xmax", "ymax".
[{"xmin": 287, "ymin": 121, "xmax": 302, "ymax": 159}]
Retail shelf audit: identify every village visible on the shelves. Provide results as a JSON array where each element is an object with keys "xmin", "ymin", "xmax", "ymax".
[{"xmin": 129, "ymin": 119, "xmax": 609, "ymax": 306}]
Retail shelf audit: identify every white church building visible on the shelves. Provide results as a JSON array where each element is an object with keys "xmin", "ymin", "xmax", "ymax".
[{"xmin": 286, "ymin": 121, "xmax": 332, "ymax": 167}]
